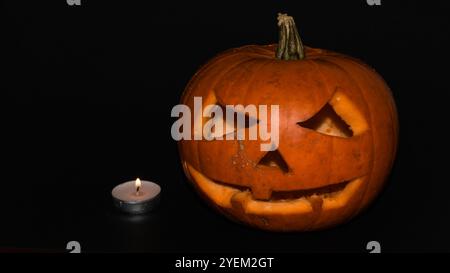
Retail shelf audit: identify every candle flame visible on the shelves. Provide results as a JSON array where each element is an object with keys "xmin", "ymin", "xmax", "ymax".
[{"xmin": 135, "ymin": 178, "xmax": 141, "ymax": 194}]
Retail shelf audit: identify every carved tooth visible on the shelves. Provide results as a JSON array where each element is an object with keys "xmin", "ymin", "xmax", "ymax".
[
  {"xmin": 251, "ymin": 186, "xmax": 272, "ymax": 200},
  {"xmin": 306, "ymin": 194, "xmax": 324, "ymax": 212}
]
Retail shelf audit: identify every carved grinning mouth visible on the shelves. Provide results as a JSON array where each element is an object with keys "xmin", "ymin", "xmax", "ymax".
[
  {"xmin": 186, "ymin": 163, "xmax": 365, "ymax": 215},
  {"xmin": 270, "ymin": 180, "xmax": 350, "ymax": 201},
  {"xmin": 204, "ymin": 177, "xmax": 350, "ymax": 201}
]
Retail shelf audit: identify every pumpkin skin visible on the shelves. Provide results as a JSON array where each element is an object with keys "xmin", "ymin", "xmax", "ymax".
[{"xmin": 178, "ymin": 26, "xmax": 398, "ymax": 231}]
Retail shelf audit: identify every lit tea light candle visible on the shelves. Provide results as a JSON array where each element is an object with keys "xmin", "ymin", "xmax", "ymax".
[{"xmin": 112, "ymin": 178, "xmax": 161, "ymax": 214}]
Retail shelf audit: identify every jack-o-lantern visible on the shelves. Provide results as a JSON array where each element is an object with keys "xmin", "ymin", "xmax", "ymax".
[{"xmin": 177, "ymin": 14, "xmax": 398, "ymax": 231}]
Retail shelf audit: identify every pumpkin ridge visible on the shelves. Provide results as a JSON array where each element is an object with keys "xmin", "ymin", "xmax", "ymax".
[
  {"xmin": 210, "ymin": 59, "xmax": 274, "ymax": 194},
  {"xmin": 331, "ymin": 56, "xmax": 398, "ymax": 216},
  {"xmin": 321, "ymin": 57, "xmax": 377, "ymax": 217},
  {"xmin": 307, "ymin": 59, "xmax": 338, "ymax": 191},
  {"xmin": 193, "ymin": 56, "xmax": 260, "ymax": 172},
  {"xmin": 306, "ymin": 59, "xmax": 339, "ymax": 120},
  {"xmin": 336, "ymin": 57, "xmax": 399, "ymax": 164}
]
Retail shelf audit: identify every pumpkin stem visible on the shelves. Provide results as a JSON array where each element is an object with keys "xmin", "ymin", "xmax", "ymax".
[{"xmin": 276, "ymin": 13, "xmax": 305, "ymax": 60}]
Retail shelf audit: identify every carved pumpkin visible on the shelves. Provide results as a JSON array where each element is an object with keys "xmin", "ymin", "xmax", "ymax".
[{"xmin": 178, "ymin": 14, "xmax": 398, "ymax": 231}]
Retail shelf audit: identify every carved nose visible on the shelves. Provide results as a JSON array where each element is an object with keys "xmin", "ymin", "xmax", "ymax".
[
  {"xmin": 257, "ymin": 149, "xmax": 290, "ymax": 173},
  {"xmin": 252, "ymin": 149, "xmax": 290, "ymax": 200}
]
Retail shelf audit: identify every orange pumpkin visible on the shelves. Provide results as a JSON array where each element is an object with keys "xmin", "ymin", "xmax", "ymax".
[{"xmin": 178, "ymin": 14, "xmax": 398, "ymax": 231}]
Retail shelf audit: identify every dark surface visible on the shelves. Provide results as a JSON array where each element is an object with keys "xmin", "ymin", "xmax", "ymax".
[{"xmin": 2, "ymin": 0, "xmax": 450, "ymax": 252}]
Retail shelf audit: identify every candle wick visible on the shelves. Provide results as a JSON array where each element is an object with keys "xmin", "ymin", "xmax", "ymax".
[{"xmin": 136, "ymin": 185, "xmax": 140, "ymax": 196}]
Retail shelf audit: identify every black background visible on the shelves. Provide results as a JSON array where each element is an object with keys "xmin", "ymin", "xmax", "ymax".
[{"xmin": 2, "ymin": 0, "xmax": 450, "ymax": 252}]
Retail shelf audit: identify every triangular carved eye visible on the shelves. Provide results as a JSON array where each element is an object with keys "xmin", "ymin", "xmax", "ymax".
[
  {"xmin": 257, "ymin": 150, "xmax": 290, "ymax": 173},
  {"xmin": 297, "ymin": 103, "xmax": 353, "ymax": 138}
]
